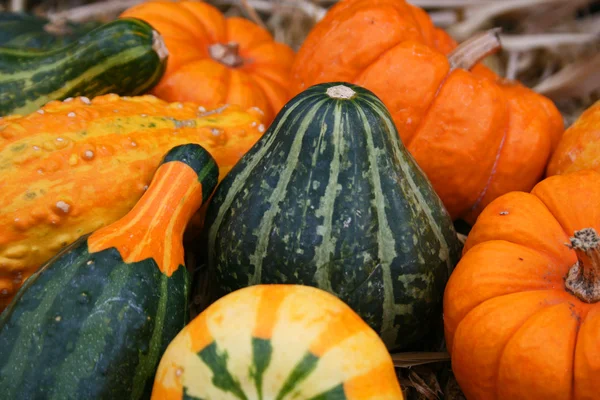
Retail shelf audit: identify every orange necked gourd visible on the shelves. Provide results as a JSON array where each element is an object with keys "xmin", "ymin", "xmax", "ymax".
[
  {"xmin": 290, "ymin": 0, "xmax": 564, "ymax": 224},
  {"xmin": 444, "ymin": 169, "xmax": 600, "ymax": 399},
  {"xmin": 121, "ymin": 0, "xmax": 295, "ymax": 125},
  {"xmin": 151, "ymin": 284, "xmax": 404, "ymax": 399},
  {"xmin": 0, "ymin": 94, "xmax": 265, "ymax": 310},
  {"xmin": 0, "ymin": 143, "xmax": 219, "ymax": 400},
  {"xmin": 547, "ymin": 100, "xmax": 600, "ymax": 176}
]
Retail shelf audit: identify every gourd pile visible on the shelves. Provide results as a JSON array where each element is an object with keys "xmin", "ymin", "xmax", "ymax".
[{"xmin": 0, "ymin": 0, "xmax": 598, "ymax": 399}]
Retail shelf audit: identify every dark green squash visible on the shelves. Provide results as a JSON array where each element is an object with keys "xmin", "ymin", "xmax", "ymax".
[
  {"xmin": 0, "ymin": 12, "xmax": 102, "ymax": 49},
  {"xmin": 202, "ymin": 82, "xmax": 462, "ymax": 351},
  {"xmin": 0, "ymin": 17, "xmax": 168, "ymax": 116},
  {"xmin": 0, "ymin": 143, "xmax": 218, "ymax": 400}
]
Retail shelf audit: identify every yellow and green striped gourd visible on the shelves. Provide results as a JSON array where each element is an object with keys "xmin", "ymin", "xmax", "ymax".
[{"xmin": 152, "ymin": 284, "xmax": 404, "ymax": 400}]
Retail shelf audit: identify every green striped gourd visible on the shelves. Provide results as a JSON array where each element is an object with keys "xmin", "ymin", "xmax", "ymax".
[
  {"xmin": 0, "ymin": 18, "xmax": 167, "ymax": 116},
  {"xmin": 0, "ymin": 12, "xmax": 101, "ymax": 49},
  {"xmin": 152, "ymin": 284, "xmax": 404, "ymax": 399},
  {"xmin": 0, "ymin": 143, "xmax": 218, "ymax": 399},
  {"xmin": 203, "ymin": 82, "xmax": 462, "ymax": 351}
]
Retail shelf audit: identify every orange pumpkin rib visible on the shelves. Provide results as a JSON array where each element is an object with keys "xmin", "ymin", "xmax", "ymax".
[
  {"xmin": 225, "ymin": 70, "xmax": 273, "ymax": 121},
  {"xmin": 532, "ymin": 170, "xmax": 600, "ymax": 236},
  {"xmin": 496, "ymin": 302, "xmax": 579, "ymax": 400},
  {"xmin": 464, "ymin": 191, "xmax": 575, "ymax": 263},
  {"xmin": 225, "ymin": 17, "xmax": 274, "ymax": 51},
  {"xmin": 157, "ymin": 60, "xmax": 229, "ymax": 106},
  {"xmin": 408, "ymin": 69, "xmax": 508, "ymax": 219},
  {"xmin": 449, "ymin": 290, "xmax": 567, "ymax": 400},
  {"xmin": 574, "ymin": 306, "xmax": 600, "ymax": 400},
  {"xmin": 355, "ymin": 40, "xmax": 449, "ymax": 144},
  {"xmin": 122, "ymin": 3, "xmax": 210, "ymax": 44},
  {"xmin": 179, "ymin": 1, "xmax": 227, "ymax": 43},
  {"xmin": 443, "ymin": 240, "xmax": 567, "ymax": 342},
  {"xmin": 461, "ymin": 84, "xmax": 555, "ymax": 221}
]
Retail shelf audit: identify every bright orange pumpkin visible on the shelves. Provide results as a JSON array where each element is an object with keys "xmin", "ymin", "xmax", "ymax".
[
  {"xmin": 290, "ymin": 0, "xmax": 564, "ymax": 224},
  {"xmin": 121, "ymin": 0, "xmax": 295, "ymax": 124},
  {"xmin": 547, "ymin": 100, "xmax": 600, "ymax": 176},
  {"xmin": 444, "ymin": 169, "xmax": 600, "ymax": 399}
]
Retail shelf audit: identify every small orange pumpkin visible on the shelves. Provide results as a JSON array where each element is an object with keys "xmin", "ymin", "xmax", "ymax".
[
  {"xmin": 121, "ymin": 0, "xmax": 295, "ymax": 124},
  {"xmin": 444, "ymin": 169, "xmax": 600, "ymax": 399},
  {"xmin": 290, "ymin": 0, "xmax": 564, "ymax": 224},
  {"xmin": 547, "ymin": 100, "xmax": 600, "ymax": 176}
]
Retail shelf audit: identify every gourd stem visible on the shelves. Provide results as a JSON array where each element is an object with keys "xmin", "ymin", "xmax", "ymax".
[
  {"xmin": 448, "ymin": 28, "xmax": 502, "ymax": 72},
  {"xmin": 208, "ymin": 42, "xmax": 244, "ymax": 68},
  {"xmin": 565, "ymin": 228, "xmax": 600, "ymax": 303}
]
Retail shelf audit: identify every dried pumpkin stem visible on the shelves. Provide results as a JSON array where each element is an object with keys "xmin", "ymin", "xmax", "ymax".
[
  {"xmin": 448, "ymin": 28, "xmax": 502, "ymax": 71},
  {"xmin": 208, "ymin": 42, "xmax": 244, "ymax": 68},
  {"xmin": 565, "ymin": 228, "xmax": 600, "ymax": 303}
]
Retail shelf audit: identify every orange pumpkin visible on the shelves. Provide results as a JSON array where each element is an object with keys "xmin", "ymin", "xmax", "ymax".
[
  {"xmin": 547, "ymin": 100, "xmax": 600, "ymax": 176},
  {"xmin": 444, "ymin": 169, "xmax": 600, "ymax": 399},
  {"xmin": 121, "ymin": 0, "xmax": 295, "ymax": 124},
  {"xmin": 290, "ymin": 0, "xmax": 564, "ymax": 224}
]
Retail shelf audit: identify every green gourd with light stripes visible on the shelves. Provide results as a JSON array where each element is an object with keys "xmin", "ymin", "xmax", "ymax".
[{"xmin": 202, "ymin": 82, "xmax": 462, "ymax": 352}]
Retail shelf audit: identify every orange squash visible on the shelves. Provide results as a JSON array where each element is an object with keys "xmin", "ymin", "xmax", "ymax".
[
  {"xmin": 290, "ymin": 0, "xmax": 564, "ymax": 223},
  {"xmin": 121, "ymin": 0, "xmax": 295, "ymax": 124},
  {"xmin": 444, "ymin": 169, "xmax": 600, "ymax": 399},
  {"xmin": 0, "ymin": 94, "xmax": 265, "ymax": 309},
  {"xmin": 547, "ymin": 100, "xmax": 600, "ymax": 176}
]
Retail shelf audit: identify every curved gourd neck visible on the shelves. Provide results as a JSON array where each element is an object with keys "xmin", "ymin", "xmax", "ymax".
[{"xmin": 88, "ymin": 157, "xmax": 207, "ymax": 276}]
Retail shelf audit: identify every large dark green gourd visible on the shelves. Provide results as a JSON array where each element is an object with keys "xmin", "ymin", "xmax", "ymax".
[
  {"xmin": 0, "ymin": 144, "xmax": 218, "ymax": 400},
  {"xmin": 0, "ymin": 17, "xmax": 168, "ymax": 116},
  {"xmin": 0, "ymin": 12, "xmax": 102, "ymax": 49},
  {"xmin": 203, "ymin": 82, "xmax": 462, "ymax": 351}
]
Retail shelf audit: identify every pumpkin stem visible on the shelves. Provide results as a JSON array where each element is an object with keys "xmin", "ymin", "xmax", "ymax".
[
  {"xmin": 208, "ymin": 42, "xmax": 244, "ymax": 68},
  {"xmin": 564, "ymin": 228, "xmax": 600, "ymax": 303},
  {"xmin": 448, "ymin": 28, "xmax": 502, "ymax": 71}
]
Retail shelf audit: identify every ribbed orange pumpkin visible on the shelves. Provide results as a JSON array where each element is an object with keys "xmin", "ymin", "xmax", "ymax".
[
  {"xmin": 290, "ymin": 0, "xmax": 564, "ymax": 224},
  {"xmin": 444, "ymin": 170, "xmax": 600, "ymax": 399},
  {"xmin": 121, "ymin": 0, "xmax": 295, "ymax": 124},
  {"xmin": 547, "ymin": 100, "xmax": 600, "ymax": 176}
]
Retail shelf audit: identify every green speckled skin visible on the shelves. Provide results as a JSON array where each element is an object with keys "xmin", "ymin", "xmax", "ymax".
[
  {"xmin": 0, "ymin": 12, "xmax": 101, "ymax": 49},
  {"xmin": 203, "ymin": 82, "xmax": 462, "ymax": 351},
  {"xmin": 0, "ymin": 238, "xmax": 189, "ymax": 400},
  {"xmin": 0, "ymin": 18, "xmax": 166, "ymax": 116}
]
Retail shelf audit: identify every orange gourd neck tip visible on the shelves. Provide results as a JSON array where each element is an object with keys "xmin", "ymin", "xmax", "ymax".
[
  {"xmin": 565, "ymin": 227, "xmax": 600, "ymax": 303},
  {"xmin": 448, "ymin": 28, "xmax": 502, "ymax": 72},
  {"xmin": 88, "ymin": 144, "xmax": 218, "ymax": 276},
  {"xmin": 208, "ymin": 42, "xmax": 244, "ymax": 68}
]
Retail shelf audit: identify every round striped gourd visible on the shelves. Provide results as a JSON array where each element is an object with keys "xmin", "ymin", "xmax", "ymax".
[
  {"xmin": 0, "ymin": 144, "xmax": 218, "ymax": 400},
  {"xmin": 203, "ymin": 82, "xmax": 462, "ymax": 351},
  {"xmin": 152, "ymin": 284, "xmax": 404, "ymax": 399}
]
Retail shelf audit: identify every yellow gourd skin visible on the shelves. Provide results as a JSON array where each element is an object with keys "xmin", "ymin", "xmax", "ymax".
[
  {"xmin": 0, "ymin": 94, "xmax": 266, "ymax": 309},
  {"xmin": 152, "ymin": 284, "xmax": 404, "ymax": 399}
]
